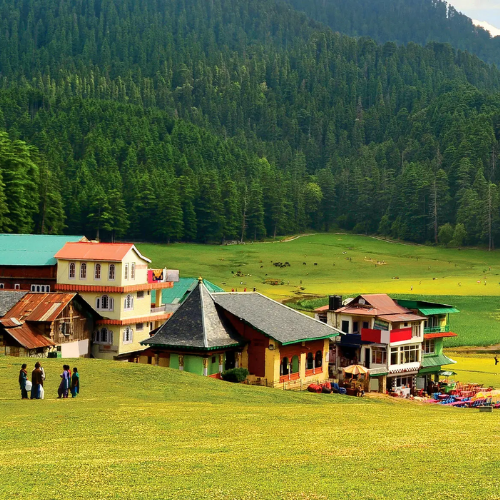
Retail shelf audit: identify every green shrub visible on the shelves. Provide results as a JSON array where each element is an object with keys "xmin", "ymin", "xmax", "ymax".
[{"xmin": 221, "ymin": 368, "xmax": 249, "ymax": 383}]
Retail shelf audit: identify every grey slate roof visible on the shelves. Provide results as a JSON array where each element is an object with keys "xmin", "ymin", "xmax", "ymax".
[
  {"xmin": 212, "ymin": 292, "xmax": 341, "ymax": 345},
  {"xmin": 0, "ymin": 291, "xmax": 28, "ymax": 317},
  {"xmin": 142, "ymin": 281, "xmax": 244, "ymax": 351}
]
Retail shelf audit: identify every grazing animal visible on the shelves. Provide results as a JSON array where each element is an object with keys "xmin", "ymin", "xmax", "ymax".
[
  {"xmin": 314, "ymin": 263, "xmax": 318, "ymax": 266},
  {"xmin": 303, "ymin": 262, "xmax": 306, "ymax": 265}
]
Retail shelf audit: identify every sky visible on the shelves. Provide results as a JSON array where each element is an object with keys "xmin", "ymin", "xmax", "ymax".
[{"xmin": 447, "ymin": 0, "xmax": 500, "ymax": 36}]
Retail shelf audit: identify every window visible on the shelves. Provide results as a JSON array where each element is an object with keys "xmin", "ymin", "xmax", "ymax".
[
  {"xmin": 124, "ymin": 263, "xmax": 129, "ymax": 280},
  {"xmin": 371, "ymin": 347, "xmax": 387, "ymax": 365},
  {"xmin": 14, "ymin": 284, "xmax": 20, "ymax": 290},
  {"xmin": 412, "ymin": 323, "xmax": 420, "ymax": 337},
  {"xmin": 80, "ymin": 262, "xmax": 87, "ymax": 279},
  {"xmin": 60, "ymin": 322, "xmax": 71, "ymax": 336},
  {"xmin": 31, "ymin": 285, "xmax": 50, "ymax": 292},
  {"xmin": 123, "ymin": 326, "xmax": 133, "ymax": 344},
  {"xmin": 362, "ymin": 321, "xmax": 369, "ymax": 329},
  {"xmin": 306, "ymin": 352, "xmax": 314, "ymax": 370},
  {"xmin": 109, "ymin": 264, "xmax": 115, "ymax": 280},
  {"xmin": 131, "ymin": 262, "xmax": 136, "ymax": 280},
  {"xmin": 212, "ymin": 356, "xmax": 216, "ymax": 364},
  {"xmin": 96, "ymin": 295, "xmax": 114, "ymax": 311},
  {"xmin": 315, "ymin": 350, "xmax": 323, "ymax": 368},
  {"xmin": 390, "ymin": 348, "xmax": 399, "ymax": 365},
  {"xmin": 94, "ymin": 327, "xmax": 113, "ymax": 345},
  {"xmin": 341, "ymin": 320, "xmax": 349, "ymax": 333},
  {"xmin": 353, "ymin": 321, "xmax": 359, "ymax": 333},
  {"xmin": 124, "ymin": 294, "xmax": 134, "ymax": 310},
  {"xmin": 393, "ymin": 375, "xmax": 412, "ymax": 388},
  {"xmin": 137, "ymin": 291, "xmax": 144, "ymax": 299},
  {"xmin": 423, "ymin": 340, "xmax": 435, "ymax": 354},
  {"xmin": 95, "ymin": 263, "xmax": 101, "ymax": 280},
  {"xmin": 0, "ymin": 284, "xmax": 4, "ymax": 289},
  {"xmin": 136, "ymin": 322, "xmax": 144, "ymax": 331},
  {"xmin": 390, "ymin": 345, "xmax": 420, "ymax": 365},
  {"xmin": 281, "ymin": 357, "xmax": 289, "ymax": 376},
  {"xmin": 69, "ymin": 262, "xmax": 76, "ymax": 279}
]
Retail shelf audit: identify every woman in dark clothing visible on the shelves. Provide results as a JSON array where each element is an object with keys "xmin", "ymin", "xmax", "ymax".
[
  {"xmin": 19, "ymin": 364, "xmax": 28, "ymax": 399},
  {"xmin": 58, "ymin": 364, "xmax": 71, "ymax": 398},
  {"xmin": 70, "ymin": 367, "xmax": 79, "ymax": 398},
  {"xmin": 31, "ymin": 362, "xmax": 43, "ymax": 399}
]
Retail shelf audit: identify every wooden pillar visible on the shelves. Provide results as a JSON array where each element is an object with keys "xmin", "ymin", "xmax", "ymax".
[
  {"xmin": 155, "ymin": 353, "xmax": 159, "ymax": 366},
  {"xmin": 218, "ymin": 353, "xmax": 224, "ymax": 374},
  {"xmin": 178, "ymin": 355, "xmax": 184, "ymax": 371},
  {"xmin": 236, "ymin": 351, "xmax": 241, "ymax": 368},
  {"xmin": 203, "ymin": 357, "xmax": 208, "ymax": 376}
]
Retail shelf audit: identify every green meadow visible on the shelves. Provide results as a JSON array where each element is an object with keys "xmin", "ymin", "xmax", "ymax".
[
  {"xmin": 137, "ymin": 234, "xmax": 500, "ymax": 347},
  {"xmin": 1, "ymin": 356, "xmax": 499, "ymax": 500}
]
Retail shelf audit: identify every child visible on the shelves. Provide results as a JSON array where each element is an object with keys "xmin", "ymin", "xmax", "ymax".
[{"xmin": 70, "ymin": 367, "xmax": 80, "ymax": 398}]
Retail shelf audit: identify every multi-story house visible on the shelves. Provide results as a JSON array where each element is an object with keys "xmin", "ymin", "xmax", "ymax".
[
  {"xmin": 54, "ymin": 242, "xmax": 178, "ymax": 359},
  {"xmin": 320, "ymin": 294, "xmax": 426, "ymax": 393},
  {"xmin": 395, "ymin": 299, "xmax": 459, "ymax": 393}
]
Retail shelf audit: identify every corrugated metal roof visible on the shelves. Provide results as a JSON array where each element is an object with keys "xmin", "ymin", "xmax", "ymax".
[
  {"xmin": 335, "ymin": 294, "xmax": 410, "ymax": 316},
  {"xmin": 421, "ymin": 354, "xmax": 456, "ymax": 368},
  {"xmin": 424, "ymin": 332, "xmax": 458, "ymax": 339},
  {"xmin": 418, "ymin": 307, "xmax": 460, "ymax": 315},
  {"xmin": 3, "ymin": 322, "xmax": 55, "ymax": 349},
  {"xmin": 0, "ymin": 234, "xmax": 85, "ymax": 266},
  {"xmin": 377, "ymin": 313, "xmax": 425, "ymax": 322},
  {"xmin": 55, "ymin": 242, "xmax": 151, "ymax": 262},
  {"xmin": 5, "ymin": 292, "xmax": 75, "ymax": 322}
]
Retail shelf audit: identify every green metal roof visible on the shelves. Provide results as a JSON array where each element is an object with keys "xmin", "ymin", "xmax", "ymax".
[
  {"xmin": 418, "ymin": 307, "xmax": 460, "ymax": 315},
  {"xmin": 421, "ymin": 354, "xmax": 456, "ymax": 369},
  {"xmin": 151, "ymin": 278, "xmax": 224, "ymax": 304},
  {"xmin": 0, "ymin": 234, "xmax": 85, "ymax": 266},
  {"xmin": 395, "ymin": 299, "xmax": 459, "ymax": 316}
]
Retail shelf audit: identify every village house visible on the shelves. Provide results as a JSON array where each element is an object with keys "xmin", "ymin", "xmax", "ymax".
[
  {"xmin": 137, "ymin": 280, "xmax": 341, "ymax": 387},
  {"xmin": 54, "ymin": 242, "xmax": 178, "ymax": 359},
  {"xmin": 317, "ymin": 294, "xmax": 426, "ymax": 394},
  {"xmin": 0, "ymin": 234, "xmax": 86, "ymax": 292},
  {"xmin": 395, "ymin": 299, "xmax": 458, "ymax": 393},
  {"xmin": 0, "ymin": 290, "xmax": 99, "ymax": 357}
]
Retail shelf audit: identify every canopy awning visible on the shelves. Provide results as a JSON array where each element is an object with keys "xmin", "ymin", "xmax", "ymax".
[
  {"xmin": 420, "ymin": 353, "xmax": 456, "ymax": 369},
  {"xmin": 418, "ymin": 307, "xmax": 460, "ymax": 315}
]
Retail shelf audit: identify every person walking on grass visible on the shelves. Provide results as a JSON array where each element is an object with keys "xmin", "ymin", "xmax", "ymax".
[
  {"xmin": 495, "ymin": 355, "xmax": 499, "ymax": 366},
  {"xmin": 19, "ymin": 364, "xmax": 28, "ymax": 399},
  {"xmin": 31, "ymin": 362, "xmax": 43, "ymax": 399},
  {"xmin": 58, "ymin": 364, "xmax": 71, "ymax": 398},
  {"xmin": 70, "ymin": 367, "xmax": 79, "ymax": 398}
]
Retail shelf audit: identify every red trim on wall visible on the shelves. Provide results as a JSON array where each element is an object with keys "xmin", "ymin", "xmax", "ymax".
[{"xmin": 97, "ymin": 313, "xmax": 172, "ymax": 326}]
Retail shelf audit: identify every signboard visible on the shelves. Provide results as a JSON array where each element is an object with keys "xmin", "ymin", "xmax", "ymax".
[{"xmin": 373, "ymin": 320, "xmax": 389, "ymax": 331}]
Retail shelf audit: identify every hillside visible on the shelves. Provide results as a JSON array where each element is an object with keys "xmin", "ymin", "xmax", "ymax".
[
  {"xmin": 1, "ymin": 0, "xmax": 500, "ymax": 247},
  {"xmin": 0, "ymin": 356, "xmax": 499, "ymax": 499},
  {"xmin": 284, "ymin": 0, "xmax": 500, "ymax": 66}
]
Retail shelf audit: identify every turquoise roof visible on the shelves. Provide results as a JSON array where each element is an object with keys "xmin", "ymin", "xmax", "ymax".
[
  {"xmin": 151, "ymin": 278, "xmax": 225, "ymax": 304},
  {"xmin": 0, "ymin": 234, "xmax": 85, "ymax": 266}
]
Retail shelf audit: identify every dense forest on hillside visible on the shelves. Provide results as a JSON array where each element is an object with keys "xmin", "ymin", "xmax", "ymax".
[
  {"xmin": 1, "ymin": 0, "xmax": 500, "ymax": 247},
  {"xmin": 284, "ymin": 0, "xmax": 500, "ymax": 67}
]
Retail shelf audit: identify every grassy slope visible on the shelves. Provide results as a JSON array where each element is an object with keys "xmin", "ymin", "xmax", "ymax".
[
  {"xmin": 1, "ymin": 356, "xmax": 500, "ymax": 500},
  {"xmin": 137, "ymin": 234, "xmax": 500, "ymax": 347}
]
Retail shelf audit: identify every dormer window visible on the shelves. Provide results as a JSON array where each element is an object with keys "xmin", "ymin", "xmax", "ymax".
[
  {"xmin": 80, "ymin": 262, "xmax": 87, "ymax": 279},
  {"xmin": 69, "ymin": 262, "xmax": 76, "ymax": 279},
  {"xmin": 109, "ymin": 264, "xmax": 115, "ymax": 280},
  {"xmin": 95, "ymin": 263, "xmax": 101, "ymax": 280}
]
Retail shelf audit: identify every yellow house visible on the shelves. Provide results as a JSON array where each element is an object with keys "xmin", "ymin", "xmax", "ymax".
[{"xmin": 54, "ymin": 242, "xmax": 176, "ymax": 359}]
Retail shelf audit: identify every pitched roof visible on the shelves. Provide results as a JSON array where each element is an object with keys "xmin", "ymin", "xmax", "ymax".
[
  {"xmin": 0, "ymin": 291, "xmax": 27, "ymax": 317},
  {"xmin": 212, "ymin": 292, "xmax": 341, "ymax": 345},
  {"xmin": 335, "ymin": 294, "xmax": 421, "ymax": 320},
  {"xmin": 1, "ymin": 322, "xmax": 55, "ymax": 349},
  {"xmin": 54, "ymin": 242, "xmax": 151, "ymax": 263},
  {"xmin": 377, "ymin": 313, "xmax": 425, "ymax": 323},
  {"xmin": 395, "ymin": 299, "xmax": 460, "ymax": 315},
  {"xmin": 421, "ymin": 353, "xmax": 456, "ymax": 368},
  {"xmin": 0, "ymin": 234, "xmax": 85, "ymax": 266},
  {"xmin": 152, "ymin": 278, "xmax": 224, "ymax": 305},
  {"xmin": 3, "ymin": 292, "xmax": 77, "ymax": 322},
  {"xmin": 142, "ymin": 282, "xmax": 244, "ymax": 351}
]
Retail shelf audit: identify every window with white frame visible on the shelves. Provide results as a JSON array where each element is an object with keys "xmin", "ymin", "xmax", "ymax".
[
  {"xmin": 124, "ymin": 263, "xmax": 129, "ymax": 280},
  {"xmin": 423, "ymin": 339, "xmax": 435, "ymax": 354},
  {"xmin": 136, "ymin": 322, "xmax": 144, "ymax": 331},
  {"xmin": 137, "ymin": 291, "xmax": 144, "ymax": 299},
  {"xmin": 96, "ymin": 295, "xmax": 114, "ymax": 311},
  {"xmin": 131, "ymin": 262, "xmax": 136, "ymax": 280},
  {"xmin": 30, "ymin": 285, "xmax": 51, "ymax": 292},
  {"xmin": 95, "ymin": 263, "xmax": 101, "ymax": 280},
  {"xmin": 393, "ymin": 375, "xmax": 412, "ymax": 388},
  {"xmin": 14, "ymin": 284, "xmax": 20, "ymax": 290},
  {"xmin": 0, "ymin": 284, "xmax": 4, "ymax": 289},
  {"xmin": 124, "ymin": 294, "xmax": 134, "ymax": 310},
  {"xmin": 69, "ymin": 262, "xmax": 76, "ymax": 279},
  {"xmin": 80, "ymin": 262, "xmax": 87, "ymax": 279},
  {"xmin": 123, "ymin": 326, "xmax": 133, "ymax": 344},
  {"xmin": 371, "ymin": 347, "xmax": 387, "ymax": 365},
  {"xmin": 391, "ymin": 344, "xmax": 420, "ymax": 365},
  {"xmin": 109, "ymin": 264, "xmax": 115, "ymax": 280},
  {"xmin": 94, "ymin": 327, "xmax": 113, "ymax": 345}
]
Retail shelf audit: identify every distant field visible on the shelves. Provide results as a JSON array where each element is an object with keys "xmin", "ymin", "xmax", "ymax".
[
  {"xmin": 137, "ymin": 234, "xmax": 500, "ymax": 347},
  {"xmin": 138, "ymin": 234, "xmax": 500, "ymax": 299},
  {"xmin": 1, "ymin": 356, "xmax": 499, "ymax": 500}
]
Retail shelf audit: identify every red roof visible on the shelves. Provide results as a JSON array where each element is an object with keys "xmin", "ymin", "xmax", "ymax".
[
  {"xmin": 315, "ymin": 305, "xmax": 329, "ymax": 312},
  {"xmin": 424, "ymin": 332, "xmax": 458, "ymax": 339},
  {"xmin": 4, "ymin": 292, "xmax": 76, "ymax": 322},
  {"xmin": 377, "ymin": 313, "xmax": 425, "ymax": 323},
  {"xmin": 2, "ymin": 322, "xmax": 55, "ymax": 349},
  {"xmin": 335, "ymin": 294, "xmax": 417, "ymax": 318},
  {"xmin": 54, "ymin": 242, "xmax": 151, "ymax": 263}
]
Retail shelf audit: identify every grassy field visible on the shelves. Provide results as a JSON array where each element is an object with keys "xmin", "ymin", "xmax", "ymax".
[
  {"xmin": 1, "ymin": 356, "xmax": 500, "ymax": 500},
  {"xmin": 137, "ymin": 234, "xmax": 500, "ymax": 347}
]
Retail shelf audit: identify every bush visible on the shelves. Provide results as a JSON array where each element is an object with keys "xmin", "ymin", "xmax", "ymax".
[{"xmin": 221, "ymin": 368, "xmax": 249, "ymax": 383}]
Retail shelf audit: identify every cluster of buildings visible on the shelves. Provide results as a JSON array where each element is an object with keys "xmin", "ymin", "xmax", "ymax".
[{"xmin": 0, "ymin": 234, "xmax": 459, "ymax": 393}]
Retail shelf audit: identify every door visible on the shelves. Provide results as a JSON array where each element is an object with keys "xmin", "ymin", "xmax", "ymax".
[
  {"xmin": 225, "ymin": 351, "xmax": 236, "ymax": 370},
  {"xmin": 364, "ymin": 348, "xmax": 370, "ymax": 369}
]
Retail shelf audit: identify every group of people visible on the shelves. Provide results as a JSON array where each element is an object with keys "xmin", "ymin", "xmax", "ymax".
[{"xmin": 18, "ymin": 362, "xmax": 80, "ymax": 400}]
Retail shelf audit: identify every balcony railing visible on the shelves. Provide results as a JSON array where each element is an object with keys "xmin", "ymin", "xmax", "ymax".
[
  {"xmin": 424, "ymin": 325, "xmax": 450, "ymax": 334},
  {"xmin": 150, "ymin": 305, "xmax": 167, "ymax": 314}
]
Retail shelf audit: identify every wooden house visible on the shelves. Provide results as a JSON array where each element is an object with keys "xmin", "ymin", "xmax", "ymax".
[
  {"xmin": 0, "ymin": 291, "xmax": 99, "ymax": 357},
  {"xmin": 137, "ymin": 280, "xmax": 341, "ymax": 387},
  {"xmin": 0, "ymin": 234, "xmax": 86, "ymax": 291}
]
